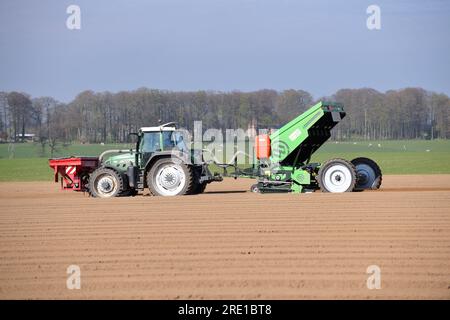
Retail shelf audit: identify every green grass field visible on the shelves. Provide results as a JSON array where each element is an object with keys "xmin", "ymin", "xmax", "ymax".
[
  {"xmin": 310, "ymin": 140, "xmax": 450, "ymax": 174},
  {"xmin": 0, "ymin": 140, "xmax": 449, "ymax": 181}
]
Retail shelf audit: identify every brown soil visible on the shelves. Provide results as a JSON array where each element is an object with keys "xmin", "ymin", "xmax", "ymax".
[{"xmin": 1, "ymin": 175, "xmax": 449, "ymax": 299}]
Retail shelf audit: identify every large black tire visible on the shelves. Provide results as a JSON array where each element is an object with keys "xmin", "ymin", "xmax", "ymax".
[
  {"xmin": 351, "ymin": 157, "xmax": 382, "ymax": 191},
  {"xmin": 317, "ymin": 158, "xmax": 356, "ymax": 193},
  {"xmin": 147, "ymin": 158, "xmax": 194, "ymax": 196},
  {"xmin": 88, "ymin": 167, "xmax": 124, "ymax": 198}
]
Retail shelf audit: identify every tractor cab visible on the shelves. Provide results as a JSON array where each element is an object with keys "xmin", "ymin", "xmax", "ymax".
[{"xmin": 136, "ymin": 123, "xmax": 189, "ymax": 168}]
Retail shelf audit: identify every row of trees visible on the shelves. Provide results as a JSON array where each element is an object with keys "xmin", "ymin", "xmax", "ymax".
[
  {"xmin": 0, "ymin": 87, "xmax": 449, "ymax": 144},
  {"xmin": 331, "ymin": 88, "xmax": 450, "ymax": 140}
]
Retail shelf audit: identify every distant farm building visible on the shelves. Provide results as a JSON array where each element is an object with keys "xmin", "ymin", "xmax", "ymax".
[{"xmin": 16, "ymin": 133, "xmax": 36, "ymax": 142}]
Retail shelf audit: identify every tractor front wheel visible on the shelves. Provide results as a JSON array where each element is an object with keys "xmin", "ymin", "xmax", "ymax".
[
  {"xmin": 317, "ymin": 158, "xmax": 356, "ymax": 193},
  {"xmin": 89, "ymin": 167, "xmax": 124, "ymax": 198}
]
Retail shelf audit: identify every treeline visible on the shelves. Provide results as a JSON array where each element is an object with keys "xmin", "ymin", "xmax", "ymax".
[{"xmin": 0, "ymin": 87, "xmax": 449, "ymax": 144}]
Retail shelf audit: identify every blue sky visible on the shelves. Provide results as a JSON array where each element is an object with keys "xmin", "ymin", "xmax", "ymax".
[{"xmin": 0, "ymin": 0, "xmax": 449, "ymax": 102}]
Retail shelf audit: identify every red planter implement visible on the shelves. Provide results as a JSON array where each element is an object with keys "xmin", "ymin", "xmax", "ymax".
[{"xmin": 48, "ymin": 157, "xmax": 99, "ymax": 191}]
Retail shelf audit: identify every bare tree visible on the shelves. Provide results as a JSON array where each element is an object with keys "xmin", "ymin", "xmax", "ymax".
[{"xmin": 7, "ymin": 92, "xmax": 32, "ymax": 142}]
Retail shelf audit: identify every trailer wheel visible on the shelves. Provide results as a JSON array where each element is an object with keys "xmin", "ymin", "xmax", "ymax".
[
  {"xmin": 147, "ymin": 158, "xmax": 194, "ymax": 196},
  {"xmin": 89, "ymin": 167, "xmax": 124, "ymax": 198},
  {"xmin": 250, "ymin": 184, "xmax": 260, "ymax": 193},
  {"xmin": 351, "ymin": 157, "xmax": 382, "ymax": 191},
  {"xmin": 317, "ymin": 158, "xmax": 356, "ymax": 193}
]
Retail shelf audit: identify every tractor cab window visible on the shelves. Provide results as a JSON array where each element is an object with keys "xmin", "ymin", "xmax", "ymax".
[
  {"xmin": 162, "ymin": 131, "xmax": 175, "ymax": 150},
  {"xmin": 173, "ymin": 131, "xmax": 188, "ymax": 153},
  {"xmin": 162, "ymin": 130, "xmax": 188, "ymax": 153},
  {"xmin": 140, "ymin": 130, "xmax": 188, "ymax": 154},
  {"xmin": 141, "ymin": 132, "xmax": 161, "ymax": 153}
]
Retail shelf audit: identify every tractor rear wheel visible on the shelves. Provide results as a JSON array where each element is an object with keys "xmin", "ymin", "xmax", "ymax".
[
  {"xmin": 89, "ymin": 167, "xmax": 124, "ymax": 198},
  {"xmin": 351, "ymin": 157, "xmax": 382, "ymax": 191},
  {"xmin": 317, "ymin": 158, "xmax": 356, "ymax": 193},
  {"xmin": 147, "ymin": 158, "xmax": 194, "ymax": 196}
]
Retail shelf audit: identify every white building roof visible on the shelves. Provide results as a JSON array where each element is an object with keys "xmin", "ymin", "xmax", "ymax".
[{"xmin": 16, "ymin": 133, "xmax": 35, "ymax": 137}]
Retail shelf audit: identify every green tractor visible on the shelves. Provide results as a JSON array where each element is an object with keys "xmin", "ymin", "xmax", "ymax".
[{"xmin": 88, "ymin": 122, "xmax": 222, "ymax": 198}]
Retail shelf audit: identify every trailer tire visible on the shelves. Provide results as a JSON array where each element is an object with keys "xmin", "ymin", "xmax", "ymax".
[
  {"xmin": 147, "ymin": 158, "xmax": 194, "ymax": 196},
  {"xmin": 88, "ymin": 167, "xmax": 124, "ymax": 198},
  {"xmin": 317, "ymin": 158, "xmax": 356, "ymax": 193},
  {"xmin": 351, "ymin": 157, "xmax": 382, "ymax": 191}
]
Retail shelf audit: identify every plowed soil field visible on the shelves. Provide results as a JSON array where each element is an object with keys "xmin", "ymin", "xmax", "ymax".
[{"xmin": 1, "ymin": 175, "xmax": 450, "ymax": 299}]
